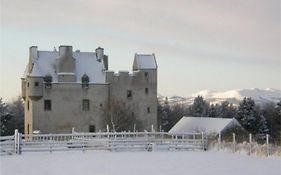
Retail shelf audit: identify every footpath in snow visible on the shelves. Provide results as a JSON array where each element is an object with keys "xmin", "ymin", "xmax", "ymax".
[{"xmin": 1, "ymin": 151, "xmax": 280, "ymax": 175}]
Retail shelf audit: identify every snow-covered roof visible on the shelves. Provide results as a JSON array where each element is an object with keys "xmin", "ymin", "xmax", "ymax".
[
  {"xmin": 24, "ymin": 50, "xmax": 106, "ymax": 83},
  {"xmin": 133, "ymin": 54, "xmax": 157, "ymax": 70},
  {"xmin": 169, "ymin": 116, "xmax": 241, "ymax": 134}
]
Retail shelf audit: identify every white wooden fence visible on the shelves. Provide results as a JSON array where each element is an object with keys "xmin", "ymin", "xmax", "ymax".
[{"xmin": 0, "ymin": 130, "xmax": 207, "ymax": 155}]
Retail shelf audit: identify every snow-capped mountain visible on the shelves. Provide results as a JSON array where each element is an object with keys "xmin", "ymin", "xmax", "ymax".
[{"xmin": 158, "ymin": 88, "xmax": 281, "ymax": 106}]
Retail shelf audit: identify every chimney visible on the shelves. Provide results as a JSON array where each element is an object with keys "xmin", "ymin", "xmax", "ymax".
[
  {"xmin": 95, "ymin": 47, "xmax": 104, "ymax": 62},
  {"xmin": 28, "ymin": 46, "xmax": 38, "ymax": 73},
  {"xmin": 59, "ymin": 45, "xmax": 73, "ymax": 57}
]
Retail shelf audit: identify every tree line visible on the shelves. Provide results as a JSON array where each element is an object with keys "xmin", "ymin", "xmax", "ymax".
[
  {"xmin": 1, "ymin": 96, "xmax": 280, "ymax": 145},
  {"xmin": 158, "ymin": 96, "xmax": 281, "ymax": 144}
]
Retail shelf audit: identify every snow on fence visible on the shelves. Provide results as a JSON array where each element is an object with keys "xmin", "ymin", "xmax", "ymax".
[{"xmin": 0, "ymin": 130, "xmax": 207, "ymax": 155}]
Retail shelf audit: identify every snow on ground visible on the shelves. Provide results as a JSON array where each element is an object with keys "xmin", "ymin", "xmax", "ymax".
[{"xmin": 0, "ymin": 151, "xmax": 280, "ymax": 175}]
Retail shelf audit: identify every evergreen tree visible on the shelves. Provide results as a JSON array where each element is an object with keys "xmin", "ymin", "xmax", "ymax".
[
  {"xmin": 237, "ymin": 97, "xmax": 259, "ymax": 134},
  {"xmin": 217, "ymin": 101, "xmax": 237, "ymax": 118},
  {"xmin": 0, "ymin": 98, "xmax": 12, "ymax": 136},
  {"xmin": 189, "ymin": 96, "xmax": 208, "ymax": 117},
  {"xmin": 7, "ymin": 96, "xmax": 24, "ymax": 134},
  {"xmin": 256, "ymin": 114, "xmax": 269, "ymax": 141},
  {"xmin": 207, "ymin": 104, "xmax": 218, "ymax": 118}
]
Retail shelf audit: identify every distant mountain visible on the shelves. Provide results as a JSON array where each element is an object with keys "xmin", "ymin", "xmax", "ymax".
[{"xmin": 158, "ymin": 88, "xmax": 281, "ymax": 106}]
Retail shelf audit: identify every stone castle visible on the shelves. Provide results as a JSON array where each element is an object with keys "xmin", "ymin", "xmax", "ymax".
[{"xmin": 21, "ymin": 46, "xmax": 157, "ymax": 134}]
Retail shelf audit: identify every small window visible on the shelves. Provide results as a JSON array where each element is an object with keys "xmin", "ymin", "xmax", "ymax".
[
  {"xmin": 81, "ymin": 74, "xmax": 89, "ymax": 88},
  {"xmin": 27, "ymin": 100, "xmax": 29, "ymax": 110},
  {"xmin": 34, "ymin": 81, "xmax": 39, "ymax": 87},
  {"xmin": 83, "ymin": 99, "xmax": 90, "ymax": 111},
  {"xmin": 44, "ymin": 100, "xmax": 51, "ymax": 111},
  {"xmin": 145, "ymin": 88, "xmax": 149, "ymax": 94},
  {"xmin": 127, "ymin": 90, "xmax": 132, "ymax": 99},
  {"xmin": 147, "ymin": 107, "xmax": 151, "ymax": 113},
  {"xmin": 89, "ymin": 125, "xmax": 95, "ymax": 132},
  {"xmin": 145, "ymin": 72, "xmax": 149, "ymax": 80},
  {"xmin": 27, "ymin": 124, "xmax": 30, "ymax": 135},
  {"xmin": 27, "ymin": 82, "xmax": 29, "ymax": 87},
  {"xmin": 99, "ymin": 103, "xmax": 103, "ymax": 107}
]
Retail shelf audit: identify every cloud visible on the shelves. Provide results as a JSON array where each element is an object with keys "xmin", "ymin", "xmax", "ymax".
[{"xmin": 1, "ymin": 0, "xmax": 280, "ymax": 64}]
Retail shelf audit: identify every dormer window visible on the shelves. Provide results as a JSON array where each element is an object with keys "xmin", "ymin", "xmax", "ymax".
[
  {"xmin": 81, "ymin": 74, "xmax": 89, "ymax": 88},
  {"xmin": 44, "ymin": 75, "xmax": 52, "ymax": 88}
]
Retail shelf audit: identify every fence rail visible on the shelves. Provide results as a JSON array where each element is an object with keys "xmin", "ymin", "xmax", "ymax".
[{"xmin": 0, "ymin": 130, "xmax": 207, "ymax": 155}]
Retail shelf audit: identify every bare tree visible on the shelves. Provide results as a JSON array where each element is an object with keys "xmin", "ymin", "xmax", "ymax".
[{"xmin": 104, "ymin": 100, "xmax": 143, "ymax": 132}]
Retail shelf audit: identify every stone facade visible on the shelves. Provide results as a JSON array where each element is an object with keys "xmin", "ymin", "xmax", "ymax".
[{"xmin": 21, "ymin": 46, "xmax": 157, "ymax": 134}]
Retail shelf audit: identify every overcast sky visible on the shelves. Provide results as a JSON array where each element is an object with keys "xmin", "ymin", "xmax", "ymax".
[{"xmin": 0, "ymin": 0, "xmax": 280, "ymax": 101}]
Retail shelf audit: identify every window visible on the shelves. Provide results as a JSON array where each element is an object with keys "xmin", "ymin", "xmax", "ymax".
[
  {"xmin": 27, "ymin": 100, "xmax": 29, "ymax": 110},
  {"xmin": 44, "ymin": 75, "xmax": 52, "ymax": 88},
  {"xmin": 27, "ymin": 82, "xmax": 29, "ymax": 87},
  {"xmin": 44, "ymin": 100, "xmax": 51, "ymax": 111},
  {"xmin": 127, "ymin": 90, "xmax": 132, "ymax": 99},
  {"xmin": 99, "ymin": 103, "xmax": 103, "ymax": 107},
  {"xmin": 147, "ymin": 107, "xmax": 151, "ymax": 113},
  {"xmin": 145, "ymin": 72, "xmax": 149, "ymax": 80},
  {"xmin": 81, "ymin": 74, "xmax": 89, "ymax": 88},
  {"xmin": 145, "ymin": 88, "xmax": 149, "ymax": 94},
  {"xmin": 83, "ymin": 99, "xmax": 90, "ymax": 111},
  {"xmin": 27, "ymin": 124, "xmax": 30, "ymax": 135},
  {"xmin": 34, "ymin": 81, "xmax": 39, "ymax": 87},
  {"xmin": 89, "ymin": 125, "xmax": 95, "ymax": 132}
]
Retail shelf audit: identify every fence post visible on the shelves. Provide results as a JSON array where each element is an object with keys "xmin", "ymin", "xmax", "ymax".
[
  {"xmin": 249, "ymin": 133, "xmax": 252, "ymax": 155},
  {"xmin": 232, "ymin": 133, "xmax": 236, "ymax": 153},
  {"xmin": 266, "ymin": 134, "xmax": 270, "ymax": 157},
  {"xmin": 193, "ymin": 131, "xmax": 195, "ymax": 140},
  {"xmin": 14, "ymin": 129, "xmax": 19, "ymax": 154},
  {"xmin": 18, "ymin": 132, "xmax": 22, "ymax": 155},
  {"xmin": 106, "ymin": 125, "xmax": 109, "ymax": 139},
  {"xmin": 201, "ymin": 132, "xmax": 205, "ymax": 151},
  {"xmin": 218, "ymin": 132, "xmax": 221, "ymax": 151}
]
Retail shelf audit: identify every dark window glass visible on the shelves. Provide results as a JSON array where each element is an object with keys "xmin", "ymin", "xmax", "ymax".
[
  {"xmin": 89, "ymin": 125, "xmax": 95, "ymax": 132},
  {"xmin": 27, "ymin": 124, "xmax": 30, "ymax": 135},
  {"xmin": 27, "ymin": 100, "xmax": 29, "ymax": 110},
  {"xmin": 44, "ymin": 100, "xmax": 51, "ymax": 111},
  {"xmin": 147, "ymin": 107, "xmax": 151, "ymax": 113},
  {"xmin": 145, "ymin": 88, "xmax": 149, "ymax": 94},
  {"xmin": 127, "ymin": 90, "xmax": 132, "ymax": 99},
  {"xmin": 34, "ymin": 81, "xmax": 39, "ymax": 87},
  {"xmin": 83, "ymin": 99, "xmax": 90, "ymax": 111},
  {"xmin": 145, "ymin": 72, "xmax": 149, "ymax": 80}
]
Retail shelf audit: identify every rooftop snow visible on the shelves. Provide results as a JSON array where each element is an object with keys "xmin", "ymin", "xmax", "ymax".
[
  {"xmin": 169, "ymin": 116, "xmax": 241, "ymax": 134},
  {"xmin": 25, "ymin": 51, "xmax": 106, "ymax": 83}
]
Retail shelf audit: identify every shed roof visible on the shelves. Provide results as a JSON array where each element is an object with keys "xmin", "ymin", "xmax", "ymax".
[{"xmin": 169, "ymin": 116, "xmax": 241, "ymax": 134}]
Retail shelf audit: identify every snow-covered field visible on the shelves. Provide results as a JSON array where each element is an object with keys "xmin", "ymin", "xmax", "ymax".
[{"xmin": 1, "ymin": 151, "xmax": 280, "ymax": 175}]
